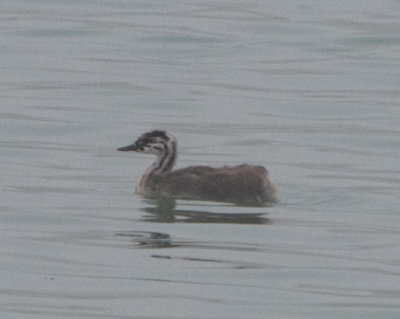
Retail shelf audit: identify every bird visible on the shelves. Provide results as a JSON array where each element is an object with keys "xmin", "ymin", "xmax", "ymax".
[{"xmin": 118, "ymin": 130, "xmax": 276, "ymax": 205}]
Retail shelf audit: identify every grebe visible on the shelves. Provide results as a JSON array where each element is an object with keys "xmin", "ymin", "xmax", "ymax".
[{"xmin": 118, "ymin": 130, "xmax": 276, "ymax": 205}]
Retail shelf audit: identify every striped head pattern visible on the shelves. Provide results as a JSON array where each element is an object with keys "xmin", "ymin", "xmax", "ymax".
[{"xmin": 118, "ymin": 130, "xmax": 177, "ymax": 172}]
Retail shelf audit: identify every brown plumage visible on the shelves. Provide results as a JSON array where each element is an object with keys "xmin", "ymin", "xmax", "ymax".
[{"xmin": 118, "ymin": 130, "xmax": 276, "ymax": 205}]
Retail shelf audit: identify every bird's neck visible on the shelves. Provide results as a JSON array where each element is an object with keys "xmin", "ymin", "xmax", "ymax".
[
  {"xmin": 137, "ymin": 151, "xmax": 176, "ymax": 193},
  {"xmin": 137, "ymin": 138, "xmax": 177, "ymax": 193},
  {"xmin": 146, "ymin": 143, "xmax": 177, "ymax": 178},
  {"xmin": 152, "ymin": 150, "xmax": 176, "ymax": 174}
]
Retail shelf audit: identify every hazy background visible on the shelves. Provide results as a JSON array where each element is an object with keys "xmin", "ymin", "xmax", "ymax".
[{"xmin": 1, "ymin": 1, "xmax": 400, "ymax": 318}]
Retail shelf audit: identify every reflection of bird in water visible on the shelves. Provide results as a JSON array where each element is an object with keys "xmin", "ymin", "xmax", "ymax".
[
  {"xmin": 135, "ymin": 197, "xmax": 270, "ymax": 224},
  {"xmin": 118, "ymin": 130, "xmax": 276, "ymax": 205}
]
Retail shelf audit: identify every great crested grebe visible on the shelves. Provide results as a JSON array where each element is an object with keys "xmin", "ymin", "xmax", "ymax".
[{"xmin": 118, "ymin": 130, "xmax": 276, "ymax": 205}]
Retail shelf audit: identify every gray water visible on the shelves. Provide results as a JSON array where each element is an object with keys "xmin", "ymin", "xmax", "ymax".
[{"xmin": 1, "ymin": 1, "xmax": 400, "ymax": 318}]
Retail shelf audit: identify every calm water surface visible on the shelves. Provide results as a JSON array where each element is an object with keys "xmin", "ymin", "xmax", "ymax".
[{"xmin": 1, "ymin": 1, "xmax": 400, "ymax": 318}]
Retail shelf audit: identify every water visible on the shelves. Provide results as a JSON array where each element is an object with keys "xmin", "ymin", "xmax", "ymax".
[{"xmin": 1, "ymin": 1, "xmax": 400, "ymax": 318}]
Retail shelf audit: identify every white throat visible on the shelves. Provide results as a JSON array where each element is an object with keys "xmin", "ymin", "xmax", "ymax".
[{"xmin": 136, "ymin": 135, "xmax": 177, "ymax": 193}]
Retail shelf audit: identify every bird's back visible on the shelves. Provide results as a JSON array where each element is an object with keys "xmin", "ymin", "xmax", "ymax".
[{"xmin": 142, "ymin": 164, "xmax": 276, "ymax": 205}]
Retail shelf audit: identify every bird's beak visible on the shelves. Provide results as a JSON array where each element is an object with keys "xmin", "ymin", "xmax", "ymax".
[{"xmin": 117, "ymin": 143, "xmax": 138, "ymax": 151}]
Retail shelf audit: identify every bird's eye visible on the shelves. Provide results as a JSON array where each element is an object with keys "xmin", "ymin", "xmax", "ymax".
[{"xmin": 135, "ymin": 140, "xmax": 145, "ymax": 151}]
